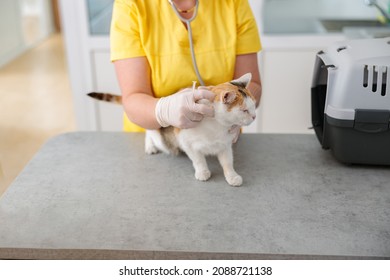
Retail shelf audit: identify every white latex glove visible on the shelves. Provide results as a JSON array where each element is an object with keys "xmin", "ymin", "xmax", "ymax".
[
  {"xmin": 229, "ymin": 125, "xmax": 241, "ymax": 143},
  {"xmin": 155, "ymin": 88, "xmax": 215, "ymax": 129}
]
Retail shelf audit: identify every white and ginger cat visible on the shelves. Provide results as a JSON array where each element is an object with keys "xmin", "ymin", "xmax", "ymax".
[{"xmin": 88, "ymin": 73, "xmax": 256, "ymax": 186}]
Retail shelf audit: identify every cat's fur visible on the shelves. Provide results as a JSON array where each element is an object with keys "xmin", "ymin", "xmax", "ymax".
[{"xmin": 88, "ymin": 73, "xmax": 256, "ymax": 186}]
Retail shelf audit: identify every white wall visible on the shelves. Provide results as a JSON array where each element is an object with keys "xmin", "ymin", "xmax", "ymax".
[
  {"xmin": 0, "ymin": 0, "xmax": 55, "ymax": 68},
  {"xmin": 0, "ymin": 1, "xmax": 24, "ymax": 68},
  {"xmin": 248, "ymin": 0, "xmax": 264, "ymax": 33}
]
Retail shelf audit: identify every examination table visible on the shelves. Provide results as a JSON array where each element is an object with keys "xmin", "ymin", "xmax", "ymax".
[{"xmin": 0, "ymin": 132, "xmax": 389, "ymax": 259}]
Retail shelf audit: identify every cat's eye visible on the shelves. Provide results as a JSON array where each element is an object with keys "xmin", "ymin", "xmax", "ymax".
[{"xmin": 243, "ymin": 110, "xmax": 249, "ymax": 114}]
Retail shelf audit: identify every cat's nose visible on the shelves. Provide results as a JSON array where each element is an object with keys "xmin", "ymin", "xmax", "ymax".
[{"xmin": 251, "ymin": 114, "xmax": 256, "ymax": 120}]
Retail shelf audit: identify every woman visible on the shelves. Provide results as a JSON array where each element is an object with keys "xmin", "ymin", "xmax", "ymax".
[{"xmin": 111, "ymin": 0, "xmax": 262, "ymax": 133}]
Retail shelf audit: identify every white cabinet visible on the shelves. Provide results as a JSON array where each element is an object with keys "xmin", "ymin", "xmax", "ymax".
[
  {"xmin": 59, "ymin": 0, "xmax": 122, "ymax": 131},
  {"xmin": 92, "ymin": 51, "xmax": 123, "ymax": 131},
  {"xmin": 254, "ymin": 34, "xmax": 346, "ymax": 134},
  {"xmin": 257, "ymin": 49, "xmax": 318, "ymax": 134}
]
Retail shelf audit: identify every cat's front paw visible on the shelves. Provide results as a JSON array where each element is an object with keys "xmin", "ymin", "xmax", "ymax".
[
  {"xmin": 195, "ymin": 170, "xmax": 211, "ymax": 181},
  {"xmin": 226, "ymin": 174, "xmax": 243, "ymax": 187}
]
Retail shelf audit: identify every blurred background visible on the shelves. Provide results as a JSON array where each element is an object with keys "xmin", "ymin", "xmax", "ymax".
[
  {"xmin": 0, "ymin": 0, "xmax": 75, "ymax": 195},
  {"xmin": 1, "ymin": 0, "xmax": 389, "ymax": 195}
]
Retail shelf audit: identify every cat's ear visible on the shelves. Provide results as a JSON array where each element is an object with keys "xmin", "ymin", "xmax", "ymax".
[
  {"xmin": 231, "ymin": 73, "xmax": 252, "ymax": 88},
  {"xmin": 222, "ymin": 91, "xmax": 237, "ymax": 104}
]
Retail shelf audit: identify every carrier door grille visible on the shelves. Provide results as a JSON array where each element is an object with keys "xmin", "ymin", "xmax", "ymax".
[{"xmin": 363, "ymin": 65, "xmax": 388, "ymax": 96}]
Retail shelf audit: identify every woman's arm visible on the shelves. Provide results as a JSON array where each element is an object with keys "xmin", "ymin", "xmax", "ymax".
[
  {"xmin": 114, "ymin": 57, "xmax": 161, "ymax": 129},
  {"xmin": 114, "ymin": 57, "xmax": 215, "ymax": 130},
  {"xmin": 234, "ymin": 53, "xmax": 262, "ymax": 107}
]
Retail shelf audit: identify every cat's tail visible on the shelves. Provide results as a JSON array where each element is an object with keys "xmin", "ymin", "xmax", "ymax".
[{"xmin": 87, "ymin": 92, "xmax": 122, "ymax": 104}]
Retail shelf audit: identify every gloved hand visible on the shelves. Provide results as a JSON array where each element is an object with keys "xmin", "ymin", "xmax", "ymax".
[
  {"xmin": 155, "ymin": 88, "xmax": 215, "ymax": 129},
  {"xmin": 229, "ymin": 125, "xmax": 241, "ymax": 143}
]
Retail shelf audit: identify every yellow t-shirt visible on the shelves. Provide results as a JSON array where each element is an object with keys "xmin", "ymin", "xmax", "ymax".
[{"xmin": 110, "ymin": 0, "xmax": 261, "ymax": 132}]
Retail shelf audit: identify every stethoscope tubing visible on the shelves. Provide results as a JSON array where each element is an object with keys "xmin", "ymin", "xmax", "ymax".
[{"xmin": 168, "ymin": 0, "xmax": 205, "ymax": 86}]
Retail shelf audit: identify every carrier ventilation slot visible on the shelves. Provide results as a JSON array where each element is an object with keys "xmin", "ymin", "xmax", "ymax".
[
  {"xmin": 363, "ymin": 65, "xmax": 368, "ymax": 88},
  {"xmin": 363, "ymin": 65, "xmax": 388, "ymax": 96},
  {"xmin": 372, "ymin": 66, "xmax": 378, "ymax": 92},
  {"xmin": 382, "ymin": 67, "xmax": 388, "ymax": 96}
]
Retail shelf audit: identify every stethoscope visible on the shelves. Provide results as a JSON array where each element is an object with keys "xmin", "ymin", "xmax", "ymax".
[{"xmin": 168, "ymin": 0, "xmax": 205, "ymax": 86}]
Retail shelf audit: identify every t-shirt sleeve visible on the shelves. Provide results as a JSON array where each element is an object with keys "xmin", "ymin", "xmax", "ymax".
[
  {"xmin": 234, "ymin": 0, "xmax": 262, "ymax": 55},
  {"xmin": 110, "ymin": 0, "xmax": 145, "ymax": 61}
]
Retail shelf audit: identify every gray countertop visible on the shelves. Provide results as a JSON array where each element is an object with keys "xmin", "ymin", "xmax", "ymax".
[{"xmin": 0, "ymin": 132, "xmax": 389, "ymax": 259}]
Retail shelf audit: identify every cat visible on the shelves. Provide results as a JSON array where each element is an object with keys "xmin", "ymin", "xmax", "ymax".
[{"xmin": 88, "ymin": 73, "xmax": 256, "ymax": 186}]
